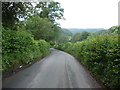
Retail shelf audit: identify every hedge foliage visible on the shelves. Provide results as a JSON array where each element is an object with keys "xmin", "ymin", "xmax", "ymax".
[
  {"xmin": 37, "ymin": 40, "xmax": 50, "ymax": 57},
  {"xmin": 2, "ymin": 29, "xmax": 50, "ymax": 72},
  {"xmin": 55, "ymin": 33, "xmax": 120, "ymax": 88}
]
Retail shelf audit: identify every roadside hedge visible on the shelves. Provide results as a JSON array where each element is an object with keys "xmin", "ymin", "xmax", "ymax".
[
  {"xmin": 37, "ymin": 40, "xmax": 50, "ymax": 57},
  {"xmin": 2, "ymin": 29, "xmax": 50, "ymax": 72},
  {"xmin": 55, "ymin": 33, "xmax": 120, "ymax": 88}
]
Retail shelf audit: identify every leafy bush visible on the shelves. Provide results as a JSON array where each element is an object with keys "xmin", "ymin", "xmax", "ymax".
[
  {"xmin": 2, "ymin": 29, "xmax": 50, "ymax": 71},
  {"xmin": 37, "ymin": 40, "xmax": 50, "ymax": 57}
]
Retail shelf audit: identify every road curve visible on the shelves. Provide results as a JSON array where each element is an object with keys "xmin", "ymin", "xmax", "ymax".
[{"xmin": 3, "ymin": 48, "xmax": 101, "ymax": 88}]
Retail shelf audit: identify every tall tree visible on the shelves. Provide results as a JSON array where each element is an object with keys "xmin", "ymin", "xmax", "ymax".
[
  {"xmin": 2, "ymin": 2, "xmax": 33, "ymax": 29},
  {"xmin": 35, "ymin": 2, "xmax": 64, "ymax": 22},
  {"xmin": 25, "ymin": 15, "xmax": 60, "ymax": 42}
]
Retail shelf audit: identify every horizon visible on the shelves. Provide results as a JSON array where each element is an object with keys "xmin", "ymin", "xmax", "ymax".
[{"xmin": 62, "ymin": 28, "xmax": 105, "ymax": 29}]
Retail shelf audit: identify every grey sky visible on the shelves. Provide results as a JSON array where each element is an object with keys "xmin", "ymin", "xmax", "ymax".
[{"xmin": 55, "ymin": 0, "xmax": 119, "ymax": 29}]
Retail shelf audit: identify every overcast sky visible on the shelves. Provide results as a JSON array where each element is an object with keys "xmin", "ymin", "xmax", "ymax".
[{"xmin": 54, "ymin": 0, "xmax": 119, "ymax": 29}]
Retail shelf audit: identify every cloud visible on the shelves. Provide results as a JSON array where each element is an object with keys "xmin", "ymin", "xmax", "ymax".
[{"xmin": 55, "ymin": 0, "xmax": 119, "ymax": 29}]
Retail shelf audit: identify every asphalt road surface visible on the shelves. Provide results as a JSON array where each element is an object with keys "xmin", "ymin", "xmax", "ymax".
[{"xmin": 3, "ymin": 48, "xmax": 102, "ymax": 88}]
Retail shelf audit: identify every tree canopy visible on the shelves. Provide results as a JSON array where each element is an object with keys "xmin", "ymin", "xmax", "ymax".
[
  {"xmin": 2, "ymin": 2, "xmax": 33, "ymax": 29},
  {"xmin": 35, "ymin": 2, "xmax": 64, "ymax": 22},
  {"xmin": 2, "ymin": 2, "xmax": 64, "ymax": 30},
  {"xmin": 71, "ymin": 31, "xmax": 90, "ymax": 42},
  {"xmin": 25, "ymin": 15, "xmax": 60, "ymax": 42}
]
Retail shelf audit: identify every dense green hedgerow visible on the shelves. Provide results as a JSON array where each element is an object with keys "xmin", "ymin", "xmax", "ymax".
[
  {"xmin": 37, "ymin": 40, "xmax": 50, "ymax": 57},
  {"xmin": 2, "ymin": 29, "xmax": 50, "ymax": 72},
  {"xmin": 55, "ymin": 33, "xmax": 120, "ymax": 88}
]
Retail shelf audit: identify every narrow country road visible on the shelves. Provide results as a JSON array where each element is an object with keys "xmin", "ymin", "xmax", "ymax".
[{"xmin": 3, "ymin": 48, "xmax": 102, "ymax": 88}]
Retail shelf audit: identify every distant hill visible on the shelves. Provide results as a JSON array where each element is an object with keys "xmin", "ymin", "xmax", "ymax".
[
  {"xmin": 61, "ymin": 29, "xmax": 73, "ymax": 36},
  {"xmin": 93, "ymin": 26, "xmax": 118, "ymax": 35},
  {"xmin": 65, "ymin": 28, "xmax": 105, "ymax": 34}
]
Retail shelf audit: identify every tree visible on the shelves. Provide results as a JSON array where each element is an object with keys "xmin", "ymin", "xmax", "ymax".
[
  {"xmin": 108, "ymin": 26, "xmax": 119, "ymax": 34},
  {"xmin": 2, "ymin": 2, "xmax": 33, "ymax": 29},
  {"xmin": 25, "ymin": 15, "xmax": 60, "ymax": 42},
  {"xmin": 81, "ymin": 31, "xmax": 90, "ymax": 40},
  {"xmin": 35, "ymin": 2, "xmax": 64, "ymax": 23},
  {"xmin": 57, "ymin": 34, "xmax": 70, "ymax": 44},
  {"xmin": 71, "ymin": 31, "xmax": 90, "ymax": 42},
  {"xmin": 71, "ymin": 33, "xmax": 82, "ymax": 42}
]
